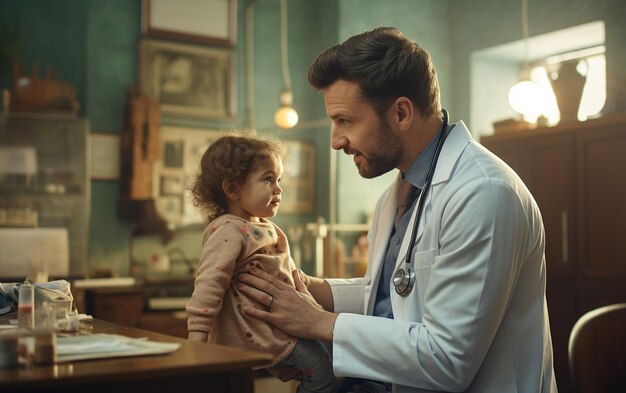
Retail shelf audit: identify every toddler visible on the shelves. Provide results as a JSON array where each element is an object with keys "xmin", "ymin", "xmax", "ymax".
[{"xmin": 186, "ymin": 133, "xmax": 335, "ymax": 393}]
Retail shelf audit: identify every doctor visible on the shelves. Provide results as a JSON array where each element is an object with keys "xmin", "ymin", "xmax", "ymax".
[{"xmin": 238, "ymin": 27, "xmax": 557, "ymax": 393}]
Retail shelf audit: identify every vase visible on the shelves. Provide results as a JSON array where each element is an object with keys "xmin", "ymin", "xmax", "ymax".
[{"xmin": 550, "ymin": 60, "xmax": 586, "ymax": 123}]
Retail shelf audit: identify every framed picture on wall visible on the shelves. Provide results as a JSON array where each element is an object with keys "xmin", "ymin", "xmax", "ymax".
[
  {"xmin": 142, "ymin": 0, "xmax": 237, "ymax": 46},
  {"xmin": 90, "ymin": 133, "xmax": 120, "ymax": 180},
  {"xmin": 155, "ymin": 126, "xmax": 228, "ymax": 227},
  {"xmin": 139, "ymin": 38, "xmax": 235, "ymax": 119},
  {"xmin": 280, "ymin": 140, "xmax": 315, "ymax": 215},
  {"xmin": 160, "ymin": 174, "xmax": 185, "ymax": 195}
]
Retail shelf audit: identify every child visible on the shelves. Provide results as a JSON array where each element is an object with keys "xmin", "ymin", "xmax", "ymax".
[{"xmin": 186, "ymin": 133, "xmax": 335, "ymax": 393}]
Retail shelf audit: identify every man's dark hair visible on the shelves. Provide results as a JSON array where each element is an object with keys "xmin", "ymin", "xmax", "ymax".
[{"xmin": 308, "ymin": 26, "xmax": 441, "ymax": 118}]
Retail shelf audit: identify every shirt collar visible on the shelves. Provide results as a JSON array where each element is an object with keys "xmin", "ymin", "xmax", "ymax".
[{"xmin": 403, "ymin": 122, "xmax": 455, "ymax": 189}]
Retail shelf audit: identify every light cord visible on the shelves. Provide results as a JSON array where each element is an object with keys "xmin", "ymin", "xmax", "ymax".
[
  {"xmin": 245, "ymin": 0, "xmax": 258, "ymax": 129},
  {"xmin": 521, "ymin": 0, "xmax": 530, "ymax": 73},
  {"xmin": 280, "ymin": 0, "xmax": 292, "ymax": 90}
]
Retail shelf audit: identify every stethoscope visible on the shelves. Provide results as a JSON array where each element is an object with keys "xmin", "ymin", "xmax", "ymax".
[{"xmin": 393, "ymin": 109, "xmax": 449, "ymax": 297}]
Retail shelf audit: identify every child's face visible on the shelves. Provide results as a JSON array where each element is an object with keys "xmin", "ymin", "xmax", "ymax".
[{"xmin": 228, "ymin": 155, "xmax": 284, "ymax": 222}]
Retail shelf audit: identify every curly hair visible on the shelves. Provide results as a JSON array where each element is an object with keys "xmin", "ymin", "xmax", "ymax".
[
  {"xmin": 307, "ymin": 26, "xmax": 441, "ymax": 119},
  {"xmin": 190, "ymin": 133, "xmax": 285, "ymax": 223}
]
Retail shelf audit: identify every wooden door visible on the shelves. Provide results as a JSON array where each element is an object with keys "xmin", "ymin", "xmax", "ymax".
[
  {"xmin": 526, "ymin": 133, "xmax": 577, "ymax": 279},
  {"xmin": 577, "ymin": 122, "xmax": 626, "ymax": 280}
]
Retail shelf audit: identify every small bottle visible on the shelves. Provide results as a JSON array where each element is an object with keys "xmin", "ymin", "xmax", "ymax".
[
  {"xmin": 17, "ymin": 284, "xmax": 35, "ymax": 329},
  {"xmin": 33, "ymin": 302, "xmax": 57, "ymax": 365},
  {"xmin": 0, "ymin": 334, "xmax": 19, "ymax": 369},
  {"xmin": 33, "ymin": 331, "xmax": 56, "ymax": 365}
]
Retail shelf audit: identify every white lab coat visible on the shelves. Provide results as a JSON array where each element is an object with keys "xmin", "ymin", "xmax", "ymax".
[{"xmin": 328, "ymin": 122, "xmax": 557, "ymax": 393}]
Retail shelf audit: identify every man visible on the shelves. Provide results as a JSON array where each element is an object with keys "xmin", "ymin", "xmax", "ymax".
[{"xmin": 238, "ymin": 27, "xmax": 557, "ymax": 393}]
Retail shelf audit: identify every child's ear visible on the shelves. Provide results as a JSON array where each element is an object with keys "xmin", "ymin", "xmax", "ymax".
[{"xmin": 222, "ymin": 179, "xmax": 239, "ymax": 200}]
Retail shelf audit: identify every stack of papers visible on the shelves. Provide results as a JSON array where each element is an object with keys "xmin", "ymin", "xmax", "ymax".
[{"xmin": 56, "ymin": 334, "xmax": 180, "ymax": 362}]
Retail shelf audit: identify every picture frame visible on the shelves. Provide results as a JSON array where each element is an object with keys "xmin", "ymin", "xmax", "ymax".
[
  {"xmin": 142, "ymin": 0, "xmax": 237, "ymax": 46},
  {"xmin": 160, "ymin": 174, "xmax": 185, "ymax": 196},
  {"xmin": 90, "ymin": 133, "xmax": 120, "ymax": 181},
  {"xmin": 139, "ymin": 38, "xmax": 235, "ymax": 119},
  {"xmin": 159, "ymin": 196, "xmax": 184, "ymax": 223},
  {"xmin": 155, "ymin": 126, "xmax": 228, "ymax": 227},
  {"xmin": 280, "ymin": 140, "xmax": 315, "ymax": 215}
]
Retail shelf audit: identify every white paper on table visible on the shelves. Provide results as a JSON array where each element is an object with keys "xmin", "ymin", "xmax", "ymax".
[{"xmin": 56, "ymin": 334, "xmax": 180, "ymax": 362}]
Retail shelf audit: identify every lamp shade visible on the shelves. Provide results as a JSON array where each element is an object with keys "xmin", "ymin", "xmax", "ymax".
[{"xmin": 508, "ymin": 80, "xmax": 546, "ymax": 121}]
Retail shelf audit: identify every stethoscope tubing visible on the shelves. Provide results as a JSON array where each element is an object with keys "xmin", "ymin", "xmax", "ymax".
[{"xmin": 393, "ymin": 109, "xmax": 449, "ymax": 296}]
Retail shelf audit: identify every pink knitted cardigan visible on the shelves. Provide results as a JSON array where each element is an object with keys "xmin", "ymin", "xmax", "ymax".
[{"xmin": 186, "ymin": 214, "xmax": 297, "ymax": 365}]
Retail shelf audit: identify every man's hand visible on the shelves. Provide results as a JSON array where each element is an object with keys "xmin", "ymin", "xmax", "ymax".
[
  {"xmin": 295, "ymin": 269, "xmax": 335, "ymax": 312},
  {"xmin": 237, "ymin": 266, "xmax": 337, "ymax": 341}
]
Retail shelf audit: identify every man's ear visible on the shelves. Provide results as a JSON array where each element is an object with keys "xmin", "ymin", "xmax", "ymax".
[
  {"xmin": 222, "ymin": 179, "xmax": 239, "ymax": 200},
  {"xmin": 391, "ymin": 97, "xmax": 414, "ymax": 131}
]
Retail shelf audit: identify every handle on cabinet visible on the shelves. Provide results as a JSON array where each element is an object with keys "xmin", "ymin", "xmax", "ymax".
[{"xmin": 561, "ymin": 210, "xmax": 568, "ymax": 264}]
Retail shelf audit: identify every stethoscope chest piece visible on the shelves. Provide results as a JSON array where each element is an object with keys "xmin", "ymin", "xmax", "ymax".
[{"xmin": 393, "ymin": 266, "xmax": 415, "ymax": 296}]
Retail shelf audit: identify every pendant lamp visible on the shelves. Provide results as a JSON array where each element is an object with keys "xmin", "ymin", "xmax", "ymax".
[{"xmin": 274, "ymin": 0, "xmax": 298, "ymax": 129}]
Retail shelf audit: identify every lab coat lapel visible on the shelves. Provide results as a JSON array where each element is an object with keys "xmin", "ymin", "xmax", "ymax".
[
  {"xmin": 365, "ymin": 174, "xmax": 402, "ymax": 314},
  {"xmin": 392, "ymin": 122, "xmax": 472, "ymax": 285}
]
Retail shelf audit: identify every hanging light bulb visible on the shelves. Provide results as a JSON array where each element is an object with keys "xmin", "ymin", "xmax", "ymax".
[
  {"xmin": 508, "ymin": 0, "xmax": 547, "ymax": 122},
  {"xmin": 275, "ymin": 88, "xmax": 299, "ymax": 129},
  {"xmin": 508, "ymin": 79, "xmax": 546, "ymax": 122},
  {"xmin": 275, "ymin": 0, "xmax": 298, "ymax": 129}
]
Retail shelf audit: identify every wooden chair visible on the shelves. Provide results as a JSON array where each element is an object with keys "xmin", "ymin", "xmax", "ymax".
[{"xmin": 568, "ymin": 303, "xmax": 626, "ymax": 393}]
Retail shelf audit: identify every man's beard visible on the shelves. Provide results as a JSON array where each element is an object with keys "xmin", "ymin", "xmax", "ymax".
[{"xmin": 354, "ymin": 119, "xmax": 402, "ymax": 179}]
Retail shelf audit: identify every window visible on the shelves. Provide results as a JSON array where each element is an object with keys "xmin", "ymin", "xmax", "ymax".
[
  {"xmin": 470, "ymin": 21, "xmax": 606, "ymax": 137},
  {"xmin": 530, "ymin": 46, "xmax": 606, "ymax": 125}
]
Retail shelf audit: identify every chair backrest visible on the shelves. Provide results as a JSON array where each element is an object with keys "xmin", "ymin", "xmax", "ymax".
[{"xmin": 568, "ymin": 303, "xmax": 626, "ymax": 393}]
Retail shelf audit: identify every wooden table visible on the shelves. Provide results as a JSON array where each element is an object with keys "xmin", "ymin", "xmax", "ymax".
[{"xmin": 0, "ymin": 315, "xmax": 272, "ymax": 393}]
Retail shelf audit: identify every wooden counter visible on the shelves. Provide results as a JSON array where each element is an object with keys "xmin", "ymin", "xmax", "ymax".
[{"xmin": 0, "ymin": 315, "xmax": 272, "ymax": 393}]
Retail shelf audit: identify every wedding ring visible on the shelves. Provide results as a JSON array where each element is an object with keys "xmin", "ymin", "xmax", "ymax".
[{"xmin": 267, "ymin": 296, "xmax": 274, "ymax": 309}]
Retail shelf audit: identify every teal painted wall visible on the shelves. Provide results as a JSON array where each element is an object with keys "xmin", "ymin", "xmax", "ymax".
[
  {"xmin": 85, "ymin": 0, "xmax": 140, "ymax": 275},
  {"xmin": 0, "ymin": 0, "xmax": 88, "ymax": 109}
]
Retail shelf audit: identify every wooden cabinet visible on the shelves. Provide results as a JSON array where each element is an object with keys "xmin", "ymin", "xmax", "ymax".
[
  {"xmin": 577, "ymin": 124, "xmax": 626, "ymax": 280},
  {"xmin": 481, "ymin": 113, "xmax": 626, "ymax": 393},
  {"xmin": 84, "ymin": 287, "xmax": 144, "ymax": 327},
  {"xmin": 141, "ymin": 311, "xmax": 189, "ymax": 338}
]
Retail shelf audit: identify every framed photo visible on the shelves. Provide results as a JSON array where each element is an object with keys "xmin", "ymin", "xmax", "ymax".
[
  {"xmin": 142, "ymin": 0, "xmax": 237, "ymax": 46},
  {"xmin": 163, "ymin": 140, "xmax": 184, "ymax": 168},
  {"xmin": 280, "ymin": 140, "xmax": 315, "ymax": 215},
  {"xmin": 90, "ymin": 133, "xmax": 120, "ymax": 180},
  {"xmin": 139, "ymin": 38, "xmax": 235, "ymax": 119},
  {"xmin": 160, "ymin": 174, "xmax": 185, "ymax": 196},
  {"xmin": 156, "ymin": 196, "xmax": 184, "ymax": 223},
  {"xmin": 154, "ymin": 126, "xmax": 228, "ymax": 227}
]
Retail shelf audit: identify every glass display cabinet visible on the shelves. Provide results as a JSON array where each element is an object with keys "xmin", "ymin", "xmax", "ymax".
[{"xmin": 0, "ymin": 112, "xmax": 90, "ymax": 278}]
